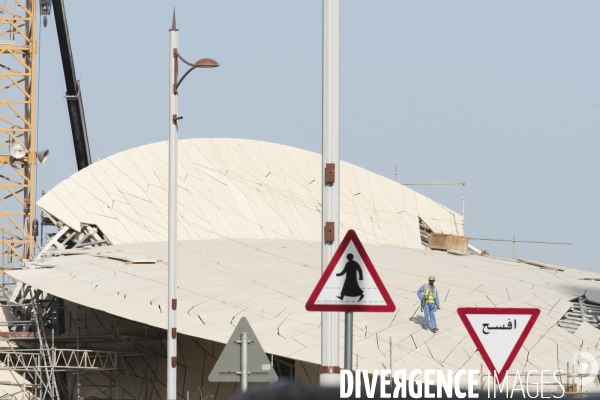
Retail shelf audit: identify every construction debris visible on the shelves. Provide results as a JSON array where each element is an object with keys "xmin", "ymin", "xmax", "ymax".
[
  {"xmin": 430, "ymin": 233, "xmax": 469, "ymax": 252},
  {"xmin": 447, "ymin": 249, "xmax": 470, "ymax": 256},
  {"xmin": 516, "ymin": 258, "xmax": 565, "ymax": 271}
]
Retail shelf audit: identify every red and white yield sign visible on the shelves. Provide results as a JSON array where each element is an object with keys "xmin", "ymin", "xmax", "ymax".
[
  {"xmin": 457, "ymin": 308, "xmax": 540, "ymax": 382},
  {"xmin": 305, "ymin": 230, "xmax": 396, "ymax": 312}
]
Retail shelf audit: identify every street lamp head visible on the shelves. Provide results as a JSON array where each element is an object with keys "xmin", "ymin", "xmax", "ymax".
[
  {"xmin": 194, "ymin": 58, "xmax": 219, "ymax": 68},
  {"xmin": 174, "ymin": 57, "xmax": 219, "ymax": 92}
]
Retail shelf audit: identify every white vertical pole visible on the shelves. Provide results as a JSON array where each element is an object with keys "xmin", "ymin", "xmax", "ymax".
[
  {"xmin": 167, "ymin": 12, "xmax": 179, "ymax": 400},
  {"xmin": 241, "ymin": 332, "xmax": 248, "ymax": 393},
  {"xmin": 512, "ymin": 235, "xmax": 516, "ymax": 259},
  {"xmin": 462, "ymin": 182, "xmax": 465, "ymax": 235},
  {"xmin": 389, "ymin": 336, "xmax": 392, "ymax": 371},
  {"xmin": 321, "ymin": 0, "xmax": 340, "ymax": 388},
  {"xmin": 344, "ymin": 312, "xmax": 352, "ymax": 370}
]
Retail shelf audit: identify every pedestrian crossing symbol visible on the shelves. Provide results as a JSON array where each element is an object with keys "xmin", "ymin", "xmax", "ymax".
[{"xmin": 305, "ymin": 230, "xmax": 396, "ymax": 312}]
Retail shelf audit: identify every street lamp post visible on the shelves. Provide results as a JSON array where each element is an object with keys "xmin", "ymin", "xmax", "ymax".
[
  {"xmin": 321, "ymin": 0, "xmax": 340, "ymax": 387},
  {"xmin": 167, "ymin": 10, "xmax": 219, "ymax": 400}
]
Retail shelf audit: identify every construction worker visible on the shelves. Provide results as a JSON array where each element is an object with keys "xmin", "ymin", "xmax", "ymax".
[{"xmin": 417, "ymin": 275, "xmax": 440, "ymax": 332}]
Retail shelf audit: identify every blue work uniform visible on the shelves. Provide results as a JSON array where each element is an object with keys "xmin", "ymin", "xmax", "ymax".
[{"xmin": 417, "ymin": 283, "xmax": 440, "ymax": 329}]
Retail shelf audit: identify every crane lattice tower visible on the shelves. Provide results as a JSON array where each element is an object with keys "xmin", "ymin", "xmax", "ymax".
[{"xmin": 0, "ymin": 0, "xmax": 38, "ymax": 264}]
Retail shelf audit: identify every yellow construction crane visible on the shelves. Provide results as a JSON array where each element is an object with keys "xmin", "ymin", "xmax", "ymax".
[
  {"xmin": 0, "ymin": 0, "xmax": 39, "ymax": 265},
  {"xmin": 0, "ymin": 0, "xmax": 90, "ymax": 268}
]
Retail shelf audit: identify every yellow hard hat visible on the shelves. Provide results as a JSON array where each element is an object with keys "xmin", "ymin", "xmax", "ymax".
[{"xmin": 428, "ymin": 275, "xmax": 435, "ymax": 281}]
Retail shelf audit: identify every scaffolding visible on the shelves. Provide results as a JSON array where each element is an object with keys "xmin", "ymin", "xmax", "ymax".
[
  {"xmin": 35, "ymin": 223, "xmax": 110, "ymax": 261},
  {"xmin": 1, "ymin": 283, "xmax": 164, "ymax": 400},
  {"xmin": 558, "ymin": 296, "xmax": 600, "ymax": 333}
]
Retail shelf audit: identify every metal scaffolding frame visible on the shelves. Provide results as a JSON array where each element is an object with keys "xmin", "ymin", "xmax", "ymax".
[
  {"xmin": 35, "ymin": 223, "xmax": 110, "ymax": 261},
  {"xmin": 1, "ymin": 283, "xmax": 163, "ymax": 400},
  {"xmin": 558, "ymin": 296, "xmax": 600, "ymax": 333}
]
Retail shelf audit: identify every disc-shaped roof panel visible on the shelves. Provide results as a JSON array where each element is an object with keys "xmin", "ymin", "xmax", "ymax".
[
  {"xmin": 38, "ymin": 138, "xmax": 463, "ymax": 247},
  {"xmin": 10, "ymin": 239, "xmax": 600, "ymax": 391}
]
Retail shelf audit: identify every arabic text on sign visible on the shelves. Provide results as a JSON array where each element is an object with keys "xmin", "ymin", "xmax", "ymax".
[{"xmin": 482, "ymin": 319, "xmax": 516, "ymax": 335}]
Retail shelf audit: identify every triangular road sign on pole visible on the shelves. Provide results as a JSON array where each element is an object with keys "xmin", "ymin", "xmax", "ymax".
[
  {"xmin": 208, "ymin": 317, "xmax": 278, "ymax": 384},
  {"xmin": 457, "ymin": 307, "xmax": 540, "ymax": 382},
  {"xmin": 305, "ymin": 229, "xmax": 395, "ymax": 312}
]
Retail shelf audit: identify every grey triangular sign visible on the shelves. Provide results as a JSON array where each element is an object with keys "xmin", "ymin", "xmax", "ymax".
[{"xmin": 208, "ymin": 317, "xmax": 278, "ymax": 383}]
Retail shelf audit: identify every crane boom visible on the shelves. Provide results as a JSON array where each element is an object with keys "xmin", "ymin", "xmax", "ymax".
[{"xmin": 53, "ymin": 0, "xmax": 91, "ymax": 170}]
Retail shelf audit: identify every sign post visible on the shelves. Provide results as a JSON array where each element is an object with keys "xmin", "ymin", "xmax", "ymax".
[
  {"xmin": 344, "ymin": 312, "xmax": 352, "ymax": 371},
  {"xmin": 240, "ymin": 331, "xmax": 248, "ymax": 392},
  {"xmin": 307, "ymin": 230, "xmax": 396, "ymax": 371},
  {"xmin": 457, "ymin": 307, "xmax": 540, "ymax": 384},
  {"xmin": 208, "ymin": 317, "xmax": 278, "ymax": 392}
]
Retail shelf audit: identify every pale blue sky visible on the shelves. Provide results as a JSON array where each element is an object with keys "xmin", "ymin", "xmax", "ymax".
[{"xmin": 36, "ymin": 1, "xmax": 599, "ymax": 269}]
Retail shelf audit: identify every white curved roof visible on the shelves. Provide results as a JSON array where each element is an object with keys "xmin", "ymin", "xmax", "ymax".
[
  {"xmin": 37, "ymin": 138, "xmax": 462, "ymax": 248},
  {"xmin": 10, "ymin": 240, "xmax": 600, "ymax": 392},
  {"xmin": 21, "ymin": 138, "xmax": 600, "ymax": 392}
]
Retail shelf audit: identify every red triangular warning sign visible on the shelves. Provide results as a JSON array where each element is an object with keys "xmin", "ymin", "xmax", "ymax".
[
  {"xmin": 457, "ymin": 308, "xmax": 540, "ymax": 383},
  {"xmin": 305, "ymin": 230, "xmax": 396, "ymax": 312}
]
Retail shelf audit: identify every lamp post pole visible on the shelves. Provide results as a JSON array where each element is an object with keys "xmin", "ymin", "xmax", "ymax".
[
  {"xmin": 320, "ymin": 0, "xmax": 340, "ymax": 387},
  {"xmin": 167, "ymin": 12, "xmax": 179, "ymax": 400},
  {"xmin": 167, "ymin": 12, "xmax": 219, "ymax": 400}
]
